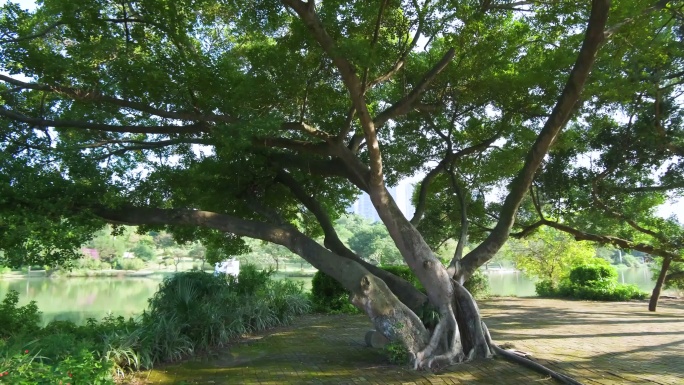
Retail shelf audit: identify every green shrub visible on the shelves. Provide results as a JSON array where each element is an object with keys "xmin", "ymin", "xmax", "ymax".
[
  {"xmin": 310, "ymin": 271, "xmax": 357, "ymax": 313},
  {"xmin": 131, "ymin": 243, "xmax": 156, "ymax": 261},
  {"xmin": 380, "ymin": 265, "xmax": 424, "ymax": 292},
  {"xmin": 384, "ymin": 341, "xmax": 409, "ymax": 365},
  {"xmin": 535, "ymin": 264, "xmax": 647, "ymax": 301},
  {"xmin": 0, "ymin": 266, "xmax": 310, "ymax": 380},
  {"xmin": 535, "ymin": 279, "xmax": 558, "ymax": 297},
  {"xmin": 77, "ymin": 257, "xmax": 102, "ymax": 270},
  {"xmin": 229, "ymin": 264, "xmax": 274, "ymax": 295},
  {"xmin": 0, "ymin": 291, "xmax": 41, "ymax": 339},
  {"xmin": 568, "ymin": 264, "xmax": 617, "ymax": 287},
  {"xmin": 115, "ymin": 257, "xmax": 146, "ymax": 271},
  {"xmin": 464, "ymin": 270, "xmax": 490, "ymax": 299},
  {"xmin": 563, "ymin": 282, "xmax": 647, "ymax": 301}
]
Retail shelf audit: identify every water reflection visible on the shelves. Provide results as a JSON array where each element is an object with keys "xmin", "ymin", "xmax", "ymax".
[
  {"xmin": 0, "ymin": 277, "xmax": 162, "ymax": 325},
  {"xmin": 485, "ymin": 270, "xmax": 537, "ymax": 297}
]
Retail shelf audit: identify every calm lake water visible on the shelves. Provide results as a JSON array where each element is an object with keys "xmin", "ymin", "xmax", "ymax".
[{"xmin": 0, "ymin": 267, "xmax": 673, "ymax": 325}]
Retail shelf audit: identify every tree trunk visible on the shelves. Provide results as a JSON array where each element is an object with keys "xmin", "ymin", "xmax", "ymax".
[{"xmin": 649, "ymin": 257, "xmax": 671, "ymax": 312}]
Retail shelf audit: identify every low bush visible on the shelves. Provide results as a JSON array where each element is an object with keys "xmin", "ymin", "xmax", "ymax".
[
  {"xmin": 384, "ymin": 341, "xmax": 409, "ymax": 365},
  {"xmin": 0, "ymin": 291, "xmax": 41, "ymax": 339},
  {"xmin": 464, "ymin": 270, "xmax": 490, "ymax": 299},
  {"xmin": 535, "ymin": 279, "xmax": 557, "ymax": 297},
  {"xmin": 310, "ymin": 270, "xmax": 358, "ymax": 314},
  {"xmin": 76, "ymin": 257, "xmax": 102, "ymax": 270},
  {"xmin": 568, "ymin": 264, "xmax": 617, "ymax": 288},
  {"xmin": 380, "ymin": 265, "xmax": 424, "ymax": 292},
  {"xmin": 144, "ymin": 266, "xmax": 309, "ymax": 361},
  {"xmin": 115, "ymin": 257, "xmax": 146, "ymax": 271},
  {"xmin": 0, "ymin": 346, "xmax": 113, "ymax": 385},
  {"xmin": 535, "ymin": 264, "xmax": 647, "ymax": 301},
  {"xmin": 561, "ymin": 282, "xmax": 647, "ymax": 301}
]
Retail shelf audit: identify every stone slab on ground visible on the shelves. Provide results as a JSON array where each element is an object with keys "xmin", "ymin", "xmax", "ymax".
[
  {"xmin": 365, "ymin": 330, "xmax": 390, "ymax": 348},
  {"xmin": 138, "ymin": 297, "xmax": 684, "ymax": 385}
]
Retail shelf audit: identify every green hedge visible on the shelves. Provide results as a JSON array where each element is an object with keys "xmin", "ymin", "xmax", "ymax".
[{"xmin": 536, "ymin": 264, "xmax": 647, "ymax": 301}]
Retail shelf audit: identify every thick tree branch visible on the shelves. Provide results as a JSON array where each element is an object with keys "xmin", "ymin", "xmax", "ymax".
[
  {"xmin": 611, "ymin": 182, "xmax": 684, "ymax": 193},
  {"xmin": 0, "ymin": 107, "xmax": 208, "ymax": 134},
  {"xmin": 367, "ymin": 0, "xmax": 426, "ymax": 89},
  {"xmin": 88, "ymin": 138, "xmax": 211, "ymax": 160},
  {"xmin": 542, "ymin": 219, "xmax": 682, "ymax": 262},
  {"xmin": 447, "ymin": 169, "xmax": 469, "ymax": 279},
  {"xmin": 255, "ymin": 137, "xmax": 332, "ymax": 156},
  {"xmin": 459, "ymin": 0, "xmax": 611, "ymax": 280},
  {"xmin": 373, "ymin": 48, "xmax": 456, "ymax": 129},
  {"xmin": 282, "ymin": 0, "xmax": 386, "ymax": 192},
  {"xmin": 274, "ymin": 169, "xmax": 428, "ymax": 311},
  {"xmin": 360, "ymin": 0, "xmax": 390, "ymax": 92},
  {"xmin": 592, "ymin": 175, "xmax": 669, "ymax": 244},
  {"xmin": 411, "ymin": 136, "xmax": 499, "ymax": 225},
  {"xmin": 510, "ymin": 220, "xmax": 545, "ymax": 239},
  {"xmin": 92, "ymin": 204, "xmax": 383, "ymax": 293},
  {"xmin": 666, "ymin": 271, "xmax": 684, "ymax": 282},
  {"xmin": 281, "ymin": 121, "xmax": 334, "ymax": 141},
  {"xmin": 270, "ymin": 153, "xmax": 370, "ymax": 192},
  {"xmin": 0, "ymin": 74, "xmax": 237, "ymax": 124},
  {"xmin": 78, "ymin": 138, "xmax": 211, "ymax": 149},
  {"xmin": 93, "ymin": 204, "xmax": 430, "ymax": 350}
]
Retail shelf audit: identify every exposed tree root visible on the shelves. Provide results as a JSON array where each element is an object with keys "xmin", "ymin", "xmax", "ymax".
[
  {"xmin": 482, "ymin": 322, "xmax": 585, "ymax": 385},
  {"xmin": 413, "ymin": 303, "xmax": 464, "ymax": 369}
]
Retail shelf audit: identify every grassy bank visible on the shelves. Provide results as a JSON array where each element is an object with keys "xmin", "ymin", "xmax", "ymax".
[{"xmin": 0, "ymin": 266, "xmax": 310, "ymax": 384}]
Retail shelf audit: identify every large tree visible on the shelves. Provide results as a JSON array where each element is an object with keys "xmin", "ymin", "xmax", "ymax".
[{"xmin": 0, "ymin": 0, "xmax": 676, "ymax": 374}]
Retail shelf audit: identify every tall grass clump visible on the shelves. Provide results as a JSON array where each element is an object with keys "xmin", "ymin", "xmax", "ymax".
[
  {"xmin": 0, "ymin": 265, "xmax": 310, "ymax": 382},
  {"xmin": 137, "ymin": 265, "xmax": 310, "ymax": 364}
]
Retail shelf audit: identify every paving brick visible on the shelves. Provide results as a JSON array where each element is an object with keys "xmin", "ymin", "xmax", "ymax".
[{"xmin": 140, "ymin": 298, "xmax": 684, "ymax": 384}]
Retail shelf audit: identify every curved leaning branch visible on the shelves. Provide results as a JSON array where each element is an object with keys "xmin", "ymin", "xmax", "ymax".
[
  {"xmin": 92, "ymin": 205, "xmax": 375, "ymax": 293},
  {"xmin": 459, "ymin": 0, "xmax": 612, "ymax": 280},
  {"xmin": 541, "ymin": 220, "xmax": 682, "ymax": 262},
  {"xmin": 93, "ymin": 204, "xmax": 431, "ymax": 352}
]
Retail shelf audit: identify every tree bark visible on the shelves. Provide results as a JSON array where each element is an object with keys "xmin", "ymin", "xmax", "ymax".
[{"xmin": 649, "ymin": 257, "xmax": 672, "ymax": 312}]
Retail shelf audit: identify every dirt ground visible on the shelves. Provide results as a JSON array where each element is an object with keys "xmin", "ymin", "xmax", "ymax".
[{"xmin": 134, "ymin": 297, "xmax": 684, "ymax": 384}]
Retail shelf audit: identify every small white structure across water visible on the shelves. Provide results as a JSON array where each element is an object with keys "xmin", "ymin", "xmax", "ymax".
[{"xmin": 214, "ymin": 259, "xmax": 240, "ymax": 278}]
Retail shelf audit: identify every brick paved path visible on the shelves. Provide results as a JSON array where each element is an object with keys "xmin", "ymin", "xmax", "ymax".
[{"xmin": 143, "ymin": 298, "xmax": 684, "ymax": 384}]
